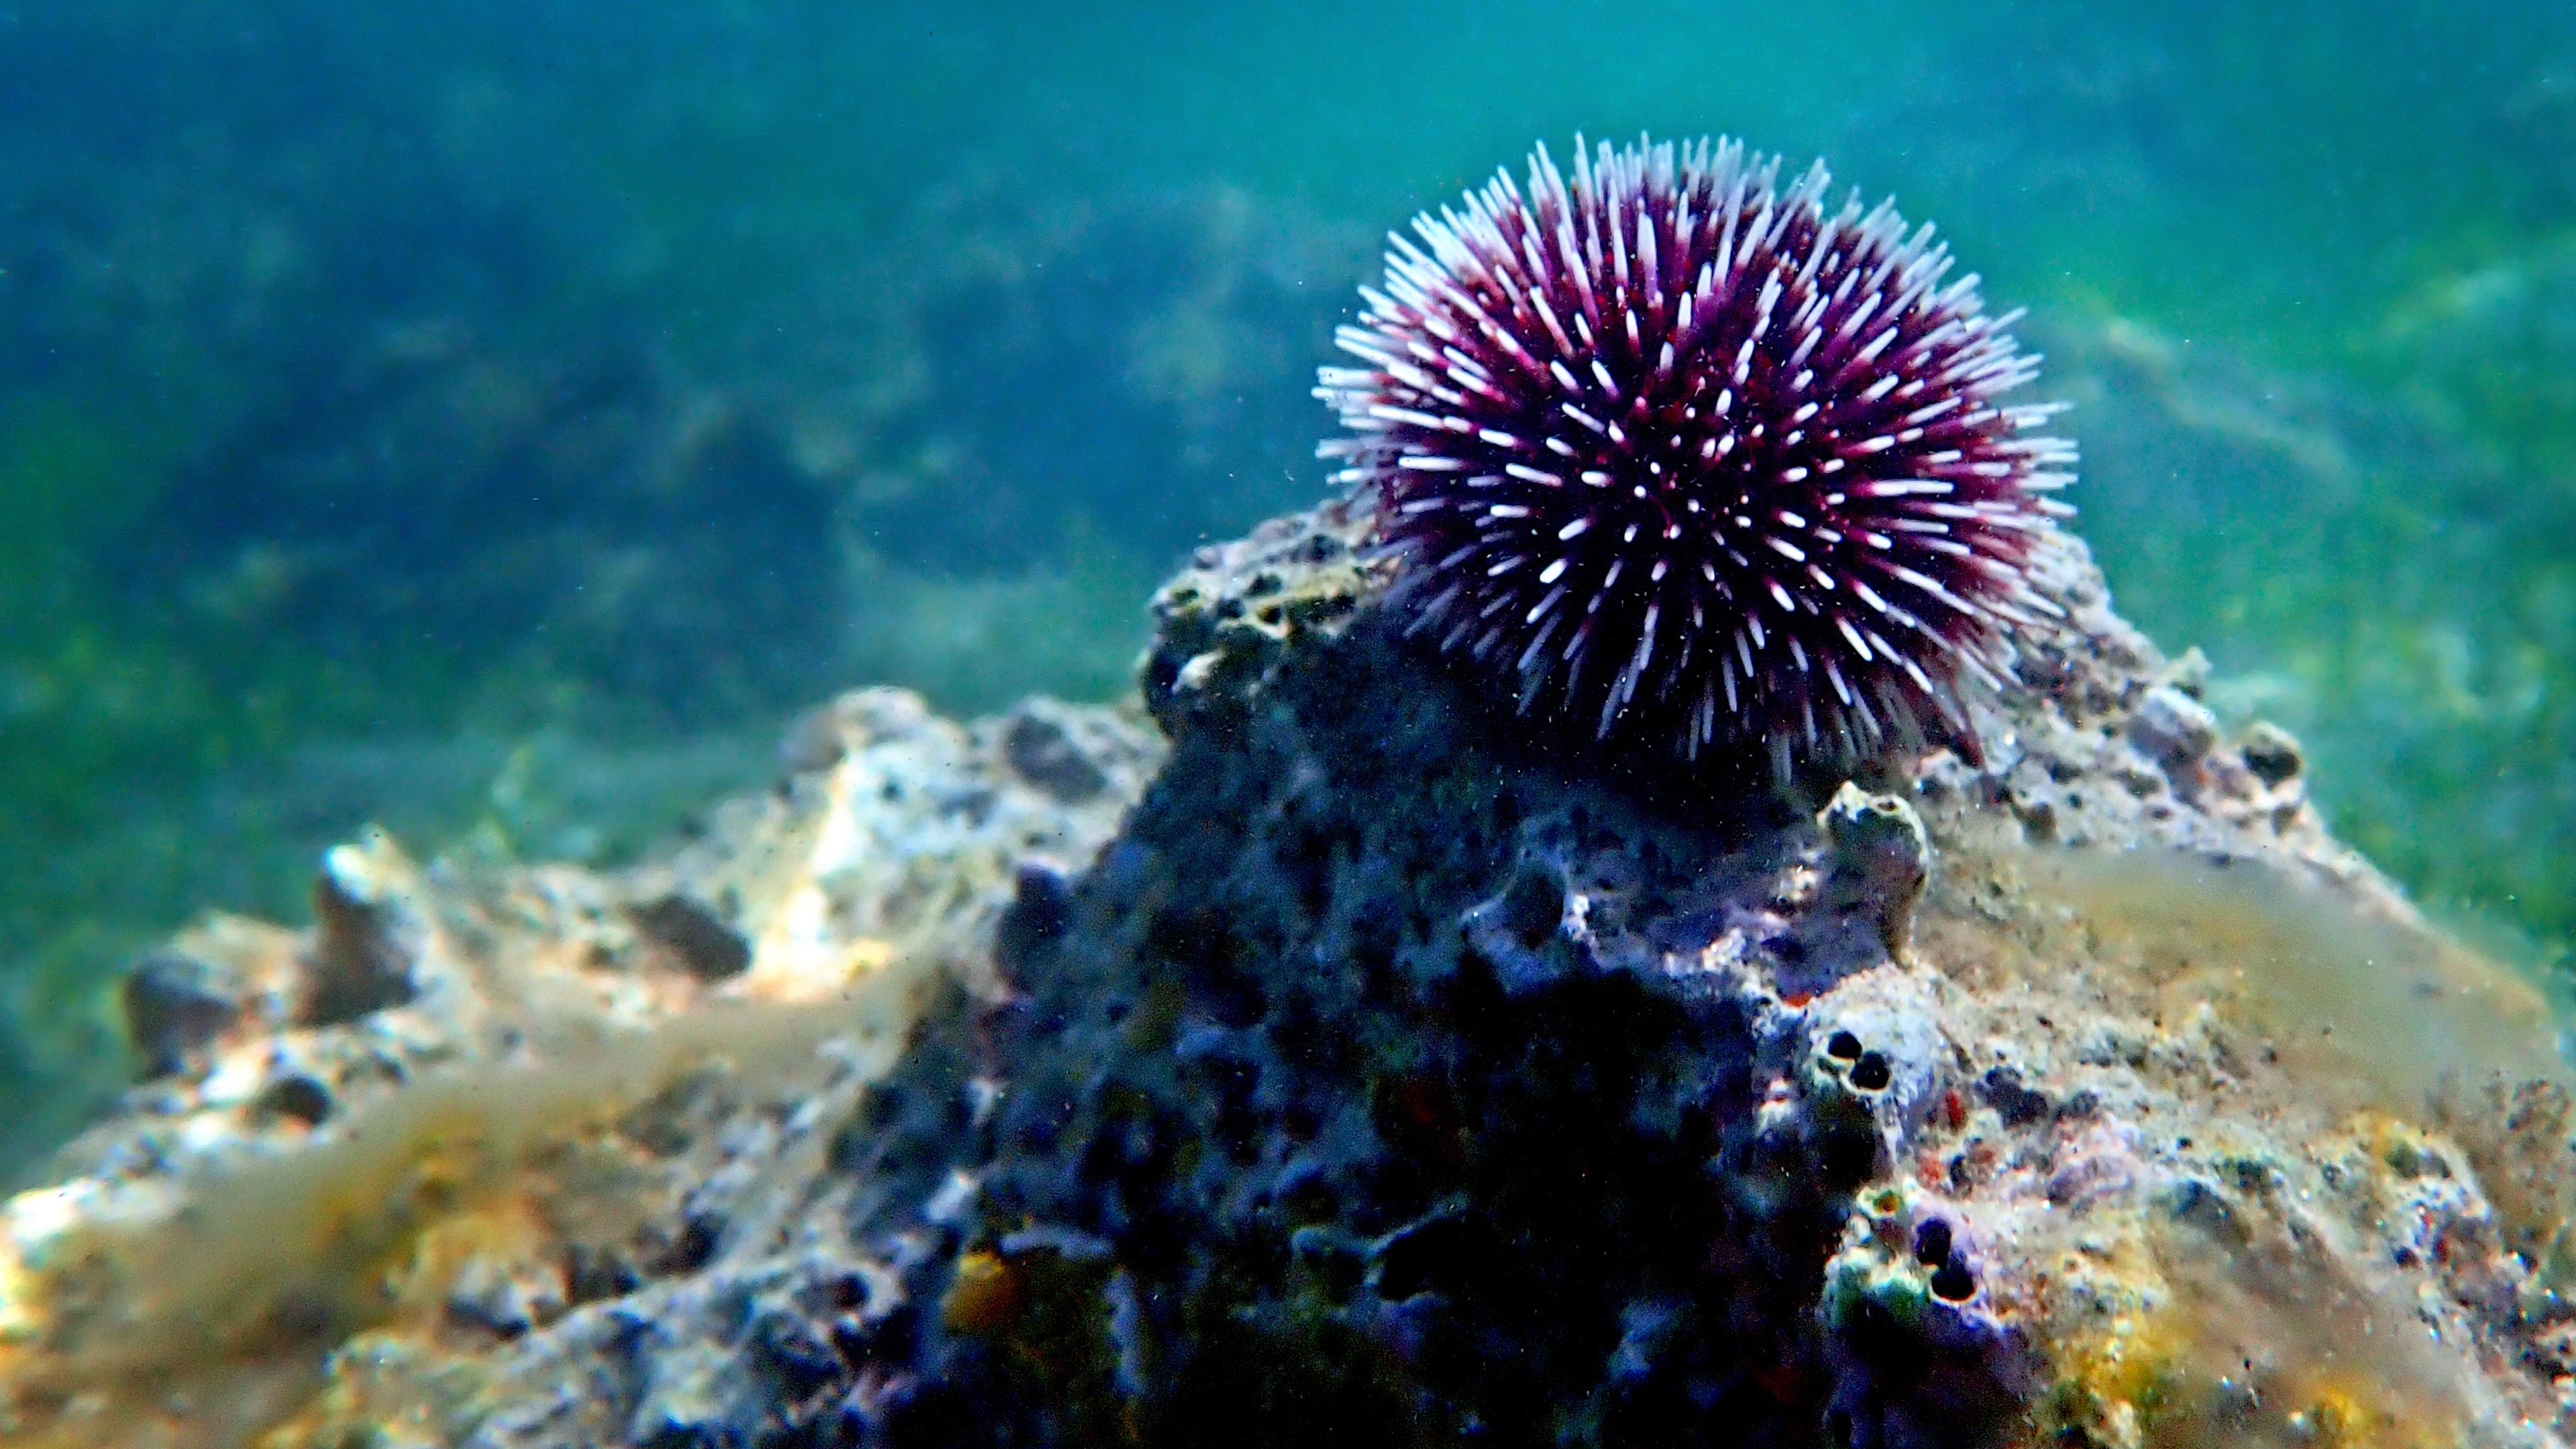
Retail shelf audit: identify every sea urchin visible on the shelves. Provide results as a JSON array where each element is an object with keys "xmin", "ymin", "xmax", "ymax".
[{"xmin": 1318, "ymin": 136, "xmax": 2075, "ymax": 770}]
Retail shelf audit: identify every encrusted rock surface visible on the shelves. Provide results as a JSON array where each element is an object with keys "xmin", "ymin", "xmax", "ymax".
[
  {"xmin": 5, "ymin": 503, "xmax": 2573, "ymax": 1448},
  {"xmin": 0, "ymin": 690, "xmax": 1157, "ymax": 1448}
]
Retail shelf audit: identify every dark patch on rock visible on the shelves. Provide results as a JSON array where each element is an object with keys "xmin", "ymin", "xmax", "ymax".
[
  {"xmin": 1000, "ymin": 700, "xmax": 1119, "ymax": 803},
  {"xmin": 301, "ymin": 843, "xmax": 419, "ymax": 1024},
  {"xmin": 629, "ymin": 892, "xmax": 753, "ymax": 981},
  {"xmin": 255, "ymin": 1073, "xmax": 334, "ymax": 1127},
  {"xmin": 2239, "ymin": 720, "xmax": 2305, "ymax": 787},
  {"xmin": 1976, "ymin": 1066, "xmax": 2053, "ymax": 1128},
  {"xmin": 121, "ymin": 947, "xmax": 246, "ymax": 1078}
]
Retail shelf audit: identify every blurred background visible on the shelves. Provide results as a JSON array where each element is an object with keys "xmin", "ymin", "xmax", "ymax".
[{"xmin": 0, "ymin": 0, "xmax": 2568, "ymax": 1173}]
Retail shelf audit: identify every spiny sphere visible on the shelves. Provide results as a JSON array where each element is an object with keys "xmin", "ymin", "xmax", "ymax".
[{"xmin": 1318, "ymin": 136, "xmax": 2076, "ymax": 769}]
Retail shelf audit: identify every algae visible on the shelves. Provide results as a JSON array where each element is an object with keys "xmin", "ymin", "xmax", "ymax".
[
  {"xmin": 1908, "ymin": 838, "xmax": 2576, "ymax": 1446},
  {"xmin": 2029, "ymin": 848, "xmax": 2569, "ymax": 1116},
  {"xmin": 0, "ymin": 969, "xmax": 931, "ymax": 1447}
]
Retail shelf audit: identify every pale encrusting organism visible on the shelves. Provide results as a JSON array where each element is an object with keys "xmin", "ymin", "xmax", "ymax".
[{"xmin": 1319, "ymin": 136, "xmax": 2076, "ymax": 770}]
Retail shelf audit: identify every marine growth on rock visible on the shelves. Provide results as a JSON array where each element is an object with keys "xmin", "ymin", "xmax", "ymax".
[{"xmin": 1318, "ymin": 136, "xmax": 2077, "ymax": 769}]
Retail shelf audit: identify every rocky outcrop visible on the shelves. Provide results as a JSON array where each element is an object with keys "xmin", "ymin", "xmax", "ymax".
[
  {"xmin": 0, "ymin": 690, "xmax": 1157, "ymax": 1448},
  {"xmin": 846, "ymin": 503, "xmax": 2575, "ymax": 1447},
  {"xmin": 4, "ymin": 504, "xmax": 2571, "ymax": 1448}
]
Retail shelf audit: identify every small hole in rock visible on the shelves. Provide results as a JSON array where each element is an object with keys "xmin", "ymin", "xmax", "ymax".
[
  {"xmin": 1825, "ymin": 1030, "xmax": 1864, "ymax": 1061},
  {"xmin": 1930, "ymin": 1256, "xmax": 1975, "ymax": 1302},
  {"xmin": 260, "ymin": 1074, "xmax": 335, "ymax": 1126},
  {"xmin": 1913, "ymin": 1218, "xmax": 1952, "ymax": 1267},
  {"xmin": 1849, "ymin": 1052, "xmax": 1892, "ymax": 1092}
]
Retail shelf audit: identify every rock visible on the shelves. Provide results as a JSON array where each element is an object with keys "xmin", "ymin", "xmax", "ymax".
[
  {"xmin": 2239, "ymin": 718, "xmax": 2306, "ymax": 787},
  {"xmin": 803, "ymin": 507, "xmax": 2563, "ymax": 1446},
  {"xmin": 445, "ymin": 1253, "xmax": 565, "ymax": 1341},
  {"xmin": 999, "ymin": 698, "xmax": 1128, "ymax": 803},
  {"xmin": 252, "ymin": 1072, "xmax": 333, "ymax": 1127},
  {"xmin": 993, "ymin": 857, "xmax": 1076, "ymax": 971},
  {"xmin": 299, "ymin": 827, "xmax": 425, "ymax": 1025},
  {"xmin": 119, "ymin": 947, "xmax": 246, "ymax": 1079},
  {"xmin": 628, "ymin": 891, "xmax": 753, "ymax": 981},
  {"xmin": 2, "ymin": 507, "xmax": 2568, "ymax": 1449},
  {"xmin": 0, "ymin": 689, "xmax": 1159, "ymax": 1449},
  {"xmin": 2126, "ymin": 682, "xmax": 2221, "ymax": 765},
  {"xmin": 1819, "ymin": 782, "xmax": 1933, "ymax": 956}
]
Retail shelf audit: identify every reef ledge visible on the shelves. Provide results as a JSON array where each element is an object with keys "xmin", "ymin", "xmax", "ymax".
[{"xmin": 5, "ymin": 502, "xmax": 2574, "ymax": 1449}]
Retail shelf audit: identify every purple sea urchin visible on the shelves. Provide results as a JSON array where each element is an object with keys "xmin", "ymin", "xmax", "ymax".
[{"xmin": 1318, "ymin": 136, "xmax": 2075, "ymax": 769}]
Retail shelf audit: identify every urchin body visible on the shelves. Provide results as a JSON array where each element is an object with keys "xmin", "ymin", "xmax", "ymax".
[{"xmin": 1319, "ymin": 136, "xmax": 2074, "ymax": 769}]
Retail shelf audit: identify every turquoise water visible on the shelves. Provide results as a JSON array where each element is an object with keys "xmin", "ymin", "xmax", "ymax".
[{"xmin": 0, "ymin": 1, "xmax": 2569, "ymax": 1171}]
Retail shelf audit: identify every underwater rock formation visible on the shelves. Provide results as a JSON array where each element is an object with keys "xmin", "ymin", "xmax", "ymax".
[
  {"xmin": 0, "ymin": 690, "xmax": 1157, "ymax": 1447},
  {"xmin": 864, "ymin": 504, "xmax": 2576, "ymax": 1447},
  {"xmin": 3, "ymin": 503, "xmax": 2573, "ymax": 1447}
]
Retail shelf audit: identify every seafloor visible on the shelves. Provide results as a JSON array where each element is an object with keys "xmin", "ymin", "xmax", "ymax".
[{"xmin": 2, "ymin": 502, "xmax": 2571, "ymax": 1447}]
